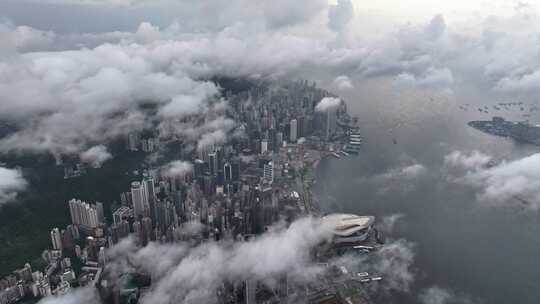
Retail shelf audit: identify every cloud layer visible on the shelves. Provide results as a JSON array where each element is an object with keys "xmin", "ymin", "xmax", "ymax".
[{"xmin": 105, "ymin": 217, "xmax": 332, "ymax": 304}]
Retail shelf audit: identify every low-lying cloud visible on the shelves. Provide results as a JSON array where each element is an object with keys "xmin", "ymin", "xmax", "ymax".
[
  {"xmin": 419, "ymin": 286, "xmax": 475, "ymax": 304},
  {"xmin": 445, "ymin": 150, "xmax": 540, "ymax": 210},
  {"xmin": 79, "ymin": 145, "xmax": 112, "ymax": 168},
  {"xmin": 0, "ymin": 167, "xmax": 27, "ymax": 206},
  {"xmin": 161, "ymin": 160, "xmax": 193, "ymax": 178},
  {"xmin": 106, "ymin": 217, "xmax": 332, "ymax": 304},
  {"xmin": 315, "ymin": 97, "xmax": 341, "ymax": 112}
]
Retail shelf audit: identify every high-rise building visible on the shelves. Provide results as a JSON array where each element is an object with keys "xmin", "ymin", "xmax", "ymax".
[
  {"xmin": 67, "ymin": 224, "xmax": 79, "ymax": 240},
  {"xmin": 263, "ymin": 162, "xmax": 274, "ymax": 184},
  {"xmin": 245, "ymin": 279, "xmax": 257, "ymax": 304},
  {"xmin": 223, "ymin": 162, "xmax": 232, "ymax": 182},
  {"xmin": 231, "ymin": 161, "xmax": 240, "ymax": 182},
  {"xmin": 194, "ymin": 159, "xmax": 206, "ymax": 178},
  {"xmin": 127, "ymin": 132, "xmax": 140, "ymax": 151},
  {"xmin": 111, "ymin": 220, "xmax": 130, "ymax": 244},
  {"xmin": 208, "ymin": 152, "xmax": 218, "ymax": 176},
  {"xmin": 131, "ymin": 181, "xmax": 146, "ymax": 218},
  {"xmin": 142, "ymin": 176, "xmax": 156, "ymax": 222},
  {"xmin": 113, "ymin": 206, "xmax": 132, "ymax": 225},
  {"xmin": 68, "ymin": 199, "xmax": 99, "ymax": 229},
  {"xmin": 95, "ymin": 202, "xmax": 105, "ymax": 224},
  {"xmin": 290, "ymin": 119, "xmax": 298, "ymax": 143},
  {"xmin": 261, "ymin": 139, "xmax": 268, "ymax": 154},
  {"xmin": 326, "ymin": 107, "xmax": 337, "ymax": 141},
  {"xmin": 50, "ymin": 228, "xmax": 62, "ymax": 251},
  {"xmin": 276, "ymin": 132, "xmax": 283, "ymax": 149}
]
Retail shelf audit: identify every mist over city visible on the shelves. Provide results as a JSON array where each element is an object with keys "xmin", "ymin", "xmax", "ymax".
[{"xmin": 1, "ymin": 1, "xmax": 540, "ymax": 304}]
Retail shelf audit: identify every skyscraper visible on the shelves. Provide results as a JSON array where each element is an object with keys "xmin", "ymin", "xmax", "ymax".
[
  {"xmin": 208, "ymin": 152, "xmax": 218, "ymax": 176},
  {"xmin": 275, "ymin": 132, "xmax": 283, "ymax": 151},
  {"xmin": 263, "ymin": 162, "xmax": 274, "ymax": 184},
  {"xmin": 131, "ymin": 181, "xmax": 146, "ymax": 218},
  {"xmin": 223, "ymin": 162, "xmax": 232, "ymax": 182},
  {"xmin": 245, "ymin": 279, "xmax": 257, "ymax": 304},
  {"xmin": 142, "ymin": 176, "xmax": 156, "ymax": 222},
  {"xmin": 68, "ymin": 199, "xmax": 99, "ymax": 229},
  {"xmin": 50, "ymin": 228, "xmax": 63, "ymax": 251},
  {"xmin": 326, "ymin": 107, "xmax": 337, "ymax": 141},
  {"xmin": 95, "ymin": 202, "xmax": 105, "ymax": 224},
  {"xmin": 261, "ymin": 139, "xmax": 268, "ymax": 154},
  {"xmin": 290, "ymin": 119, "xmax": 297, "ymax": 143}
]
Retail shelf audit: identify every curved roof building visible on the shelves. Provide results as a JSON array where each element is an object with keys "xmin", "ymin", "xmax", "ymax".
[{"xmin": 322, "ymin": 213, "xmax": 375, "ymax": 245}]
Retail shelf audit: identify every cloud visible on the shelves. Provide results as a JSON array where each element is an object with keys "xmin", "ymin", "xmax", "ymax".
[
  {"xmin": 328, "ymin": 0, "xmax": 354, "ymax": 32},
  {"xmin": 332, "ymin": 75, "xmax": 353, "ymax": 90},
  {"xmin": 37, "ymin": 287, "xmax": 99, "ymax": 304},
  {"xmin": 379, "ymin": 213, "xmax": 405, "ymax": 234},
  {"xmin": 162, "ymin": 160, "xmax": 193, "ymax": 178},
  {"xmin": 446, "ymin": 151, "xmax": 540, "ymax": 210},
  {"xmin": 444, "ymin": 150, "xmax": 492, "ymax": 171},
  {"xmin": 105, "ymin": 217, "xmax": 333, "ymax": 304},
  {"xmin": 79, "ymin": 145, "xmax": 112, "ymax": 168},
  {"xmin": 197, "ymin": 129, "xmax": 227, "ymax": 151},
  {"xmin": 0, "ymin": 40, "xmax": 222, "ymax": 155},
  {"xmin": 419, "ymin": 286, "xmax": 475, "ymax": 304},
  {"xmin": 380, "ymin": 163, "xmax": 427, "ymax": 180},
  {"xmin": 0, "ymin": 23, "xmax": 55, "ymax": 56},
  {"xmin": 0, "ymin": 167, "xmax": 27, "ymax": 206},
  {"xmin": 465, "ymin": 153, "xmax": 540, "ymax": 209},
  {"xmin": 370, "ymin": 239, "xmax": 416, "ymax": 293},
  {"xmin": 315, "ymin": 97, "xmax": 341, "ymax": 112},
  {"xmin": 396, "ymin": 67, "xmax": 454, "ymax": 90},
  {"xmin": 6, "ymin": 9, "xmax": 535, "ymax": 159}
]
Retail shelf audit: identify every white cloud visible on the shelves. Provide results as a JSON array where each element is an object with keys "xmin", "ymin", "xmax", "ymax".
[
  {"xmin": 419, "ymin": 286, "xmax": 474, "ymax": 304},
  {"xmin": 105, "ymin": 217, "xmax": 333, "ymax": 304},
  {"xmin": 332, "ymin": 75, "xmax": 354, "ymax": 90},
  {"xmin": 444, "ymin": 150, "xmax": 492, "ymax": 171},
  {"xmin": 37, "ymin": 287, "xmax": 99, "ymax": 304},
  {"xmin": 162, "ymin": 160, "xmax": 193, "ymax": 178},
  {"xmin": 465, "ymin": 153, "xmax": 540, "ymax": 209},
  {"xmin": 315, "ymin": 97, "xmax": 341, "ymax": 112},
  {"xmin": 371, "ymin": 239, "xmax": 416, "ymax": 293},
  {"xmin": 379, "ymin": 213, "xmax": 405, "ymax": 234},
  {"xmin": 79, "ymin": 145, "xmax": 112, "ymax": 168},
  {"xmin": 328, "ymin": 0, "xmax": 354, "ymax": 32},
  {"xmin": 0, "ymin": 167, "xmax": 27, "ymax": 206},
  {"xmin": 380, "ymin": 163, "xmax": 427, "ymax": 180}
]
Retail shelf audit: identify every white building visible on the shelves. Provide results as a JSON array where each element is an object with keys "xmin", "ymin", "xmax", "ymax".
[{"xmin": 290, "ymin": 119, "xmax": 298, "ymax": 143}]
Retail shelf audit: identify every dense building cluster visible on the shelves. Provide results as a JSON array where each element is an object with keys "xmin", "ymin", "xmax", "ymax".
[{"xmin": 0, "ymin": 80, "xmax": 370, "ymax": 304}]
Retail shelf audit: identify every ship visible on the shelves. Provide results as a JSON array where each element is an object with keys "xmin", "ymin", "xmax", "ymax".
[{"xmin": 468, "ymin": 116, "xmax": 540, "ymax": 145}]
